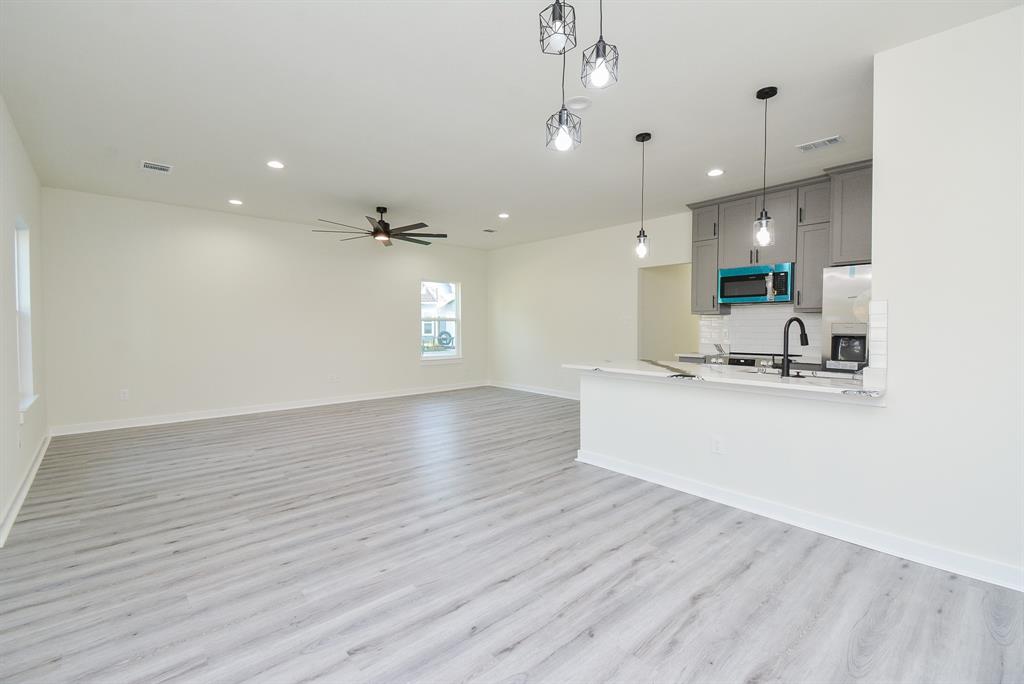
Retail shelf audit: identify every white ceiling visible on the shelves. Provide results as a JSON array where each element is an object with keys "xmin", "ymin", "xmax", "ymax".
[{"xmin": 1, "ymin": 0, "xmax": 1017, "ymax": 249}]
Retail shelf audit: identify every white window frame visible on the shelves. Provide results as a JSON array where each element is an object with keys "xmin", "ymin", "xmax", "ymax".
[
  {"xmin": 420, "ymin": 280, "xmax": 462, "ymax": 363},
  {"xmin": 14, "ymin": 218, "xmax": 36, "ymax": 407}
]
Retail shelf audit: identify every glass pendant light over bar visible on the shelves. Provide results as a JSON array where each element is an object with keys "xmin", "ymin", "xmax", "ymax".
[
  {"xmin": 753, "ymin": 86, "xmax": 778, "ymax": 248},
  {"xmin": 539, "ymin": 0, "xmax": 576, "ymax": 54},
  {"xmin": 635, "ymin": 132, "xmax": 651, "ymax": 259},
  {"xmin": 546, "ymin": 52, "xmax": 582, "ymax": 151},
  {"xmin": 581, "ymin": 0, "xmax": 619, "ymax": 88}
]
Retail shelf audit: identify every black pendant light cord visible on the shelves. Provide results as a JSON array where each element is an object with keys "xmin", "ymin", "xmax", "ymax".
[
  {"xmin": 762, "ymin": 97, "xmax": 768, "ymax": 204},
  {"xmin": 599, "ymin": 0, "xmax": 603, "ymax": 36},
  {"xmin": 561, "ymin": 51, "xmax": 566, "ymax": 104},
  {"xmin": 641, "ymin": 139, "xmax": 646, "ymax": 227}
]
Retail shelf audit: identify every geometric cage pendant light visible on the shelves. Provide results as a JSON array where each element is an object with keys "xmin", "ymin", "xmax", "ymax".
[
  {"xmin": 581, "ymin": 0, "xmax": 619, "ymax": 89},
  {"xmin": 753, "ymin": 85, "xmax": 778, "ymax": 248},
  {"xmin": 546, "ymin": 52, "xmax": 582, "ymax": 152},
  {"xmin": 539, "ymin": 0, "xmax": 577, "ymax": 55}
]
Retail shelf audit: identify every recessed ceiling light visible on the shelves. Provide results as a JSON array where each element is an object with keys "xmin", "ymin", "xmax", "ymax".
[
  {"xmin": 707, "ymin": 168, "xmax": 724, "ymax": 177},
  {"xmin": 228, "ymin": 199, "xmax": 243, "ymax": 205},
  {"xmin": 498, "ymin": 212, "xmax": 510, "ymax": 219},
  {"xmin": 266, "ymin": 160, "xmax": 285, "ymax": 169},
  {"xmin": 565, "ymin": 96, "xmax": 592, "ymax": 112}
]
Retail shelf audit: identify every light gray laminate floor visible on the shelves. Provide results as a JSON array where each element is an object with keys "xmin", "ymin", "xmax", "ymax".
[{"xmin": 0, "ymin": 387, "xmax": 1020, "ymax": 683}]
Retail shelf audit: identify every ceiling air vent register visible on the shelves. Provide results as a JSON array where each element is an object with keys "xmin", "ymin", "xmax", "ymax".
[
  {"xmin": 796, "ymin": 136, "xmax": 843, "ymax": 152},
  {"xmin": 140, "ymin": 160, "xmax": 173, "ymax": 173}
]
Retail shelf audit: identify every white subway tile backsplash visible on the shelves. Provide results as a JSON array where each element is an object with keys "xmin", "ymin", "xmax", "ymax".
[{"xmin": 700, "ymin": 304, "xmax": 822, "ymax": 360}]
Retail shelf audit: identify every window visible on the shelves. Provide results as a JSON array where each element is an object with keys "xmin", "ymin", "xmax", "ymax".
[
  {"xmin": 421, "ymin": 281, "xmax": 460, "ymax": 360},
  {"xmin": 14, "ymin": 219, "xmax": 34, "ymax": 399}
]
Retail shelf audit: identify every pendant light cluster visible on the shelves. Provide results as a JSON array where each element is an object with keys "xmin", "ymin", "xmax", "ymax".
[
  {"xmin": 754, "ymin": 86, "xmax": 778, "ymax": 248},
  {"xmin": 539, "ymin": 0, "xmax": 619, "ymax": 152}
]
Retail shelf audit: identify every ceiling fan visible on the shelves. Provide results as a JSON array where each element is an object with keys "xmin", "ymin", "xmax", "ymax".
[{"xmin": 312, "ymin": 206, "xmax": 447, "ymax": 247}]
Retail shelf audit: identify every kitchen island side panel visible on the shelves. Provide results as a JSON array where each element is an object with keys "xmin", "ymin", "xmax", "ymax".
[{"xmin": 575, "ymin": 372, "xmax": 1020, "ymax": 590}]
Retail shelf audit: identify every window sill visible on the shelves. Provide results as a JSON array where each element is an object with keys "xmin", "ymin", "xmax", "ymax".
[
  {"xmin": 17, "ymin": 394, "xmax": 39, "ymax": 425},
  {"xmin": 421, "ymin": 356, "xmax": 463, "ymax": 365}
]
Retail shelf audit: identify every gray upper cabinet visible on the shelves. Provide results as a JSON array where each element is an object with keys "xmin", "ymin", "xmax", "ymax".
[
  {"xmin": 753, "ymin": 188, "xmax": 798, "ymax": 265},
  {"xmin": 718, "ymin": 197, "xmax": 758, "ymax": 269},
  {"xmin": 687, "ymin": 161, "xmax": 871, "ymax": 318},
  {"xmin": 692, "ymin": 205, "xmax": 719, "ymax": 242},
  {"xmin": 798, "ymin": 181, "xmax": 831, "ymax": 226},
  {"xmin": 794, "ymin": 223, "xmax": 829, "ymax": 312},
  {"xmin": 691, "ymin": 238, "xmax": 724, "ymax": 314},
  {"xmin": 829, "ymin": 164, "xmax": 872, "ymax": 265}
]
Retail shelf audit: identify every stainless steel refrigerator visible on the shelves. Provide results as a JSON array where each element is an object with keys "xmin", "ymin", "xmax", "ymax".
[{"xmin": 821, "ymin": 264, "xmax": 872, "ymax": 371}]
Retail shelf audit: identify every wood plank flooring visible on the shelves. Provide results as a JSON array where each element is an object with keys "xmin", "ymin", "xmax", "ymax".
[{"xmin": 0, "ymin": 387, "xmax": 1020, "ymax": 683}]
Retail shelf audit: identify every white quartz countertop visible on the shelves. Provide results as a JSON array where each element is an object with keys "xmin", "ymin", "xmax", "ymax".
[{"xmin": 563, "ymin": 360, "xmax": 885, "ymax": 401}]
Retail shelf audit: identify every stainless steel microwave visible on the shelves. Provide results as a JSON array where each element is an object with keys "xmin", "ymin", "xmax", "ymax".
[{"xmin": 718, "ymin": 263, "xmax": 793, "ymax": 304}]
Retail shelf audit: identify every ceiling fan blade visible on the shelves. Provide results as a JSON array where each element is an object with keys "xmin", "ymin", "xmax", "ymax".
[
  {"xmin": 312, "ymin": 229, "xmax": 372, "ymax": 234},
  {"xmin": 318, "ymin": 218, "xmax": 369, "ymax": 232},
  {"xmin": 399, "ymin": 232, "xmax": 446, "ymax": 238},
  {"xmin": 338, "ymin": 235, "xmax": 370, "ymax": 242},
  {"xmin": 365, "ymin": 216, "xmax": 383, "ymax": 231},
  {"xmin": 391, "ymin": 222, "xmax": 428, "ymax": 234},
  {"xmin": 393, "ymin": 235, "xmax": 431, "ymax": 246}
]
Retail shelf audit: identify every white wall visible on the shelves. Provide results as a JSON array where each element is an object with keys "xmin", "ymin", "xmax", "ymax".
[
  {"xmin": 575, "ymin": 6, "xmax": 1023, "ymax": 589},
  {"xmin": 43, "ymin": 189, "xmax": 488, "ymax": 431},
  {"xmin": 638, "ymin": 263, "xmax": 700, "ymax": 361},
  {"xmin": 868, "ymin": 6, "xmax": 1023, "ymax": 578},
  {"xmin": 487, "ymin": 212, "xmax": 692, "ymax": 398},
  {"xmin": 0, "ymin": 93, "xmax": 47, "ymax": 543}
]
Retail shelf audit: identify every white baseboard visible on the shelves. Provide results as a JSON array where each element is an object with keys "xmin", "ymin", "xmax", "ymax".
[
  {"xmin": 577, "ymin": 449, "xmax": 1023, "ymax": 592},
  {"xmin": 488, "ymin": 382, "xmax": 579, "ymax": 401},
  {"xmin": 0, "ymin": 435, "xmax": 50, "ymax": 547},
  {"xmin": 49, "ymin": 383, "xmax": 487, "ymax": 436}
]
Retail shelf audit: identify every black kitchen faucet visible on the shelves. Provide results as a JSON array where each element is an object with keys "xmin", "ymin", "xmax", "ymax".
[{"xmin": 782, "ymin": 317, "xmax": 810, "ymax": 377}]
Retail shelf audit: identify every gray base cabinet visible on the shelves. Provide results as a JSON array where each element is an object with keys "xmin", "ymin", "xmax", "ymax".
[
  {"xmin": 794, "ymin": 223, "xmax": 829, "ymax": 312},
  {"xmin": 691, "ymin": 238, "xmax": 724, "ymax": 314},
  {"xmin": 828, "ymin": 164, "xmax": 872, "ymax": 265}
]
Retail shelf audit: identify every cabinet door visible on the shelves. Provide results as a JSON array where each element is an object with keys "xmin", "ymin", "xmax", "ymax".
[
  {"xmin": 830, "ymin": 167, "xmax": 872, "ymax": 265},
  {"xmin": 798, "ymin": 181, "xmax": 831, "ymax": 225},
  {"xmin": 692, "ymin": 205, "xmax": 719, "ymax": 241},
  {"xmin": 794, "ymin": 223, "xmax": 829, "ymax": 312},
  {"xmin": 753, "ymin": 188, "xmax": 797, "ymax": 265},
  {"xmin": 691, "ymin": 238, "xmax": 723, "ymax": 314},
  {"xmin": 718, "ymin": 197, "xmax": 757, "ymax": 268}
]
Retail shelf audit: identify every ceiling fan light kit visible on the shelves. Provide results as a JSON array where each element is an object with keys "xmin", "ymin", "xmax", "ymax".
[{"xmin": 312, "ymin": 207, "xmax": 446, "ymax": 249}]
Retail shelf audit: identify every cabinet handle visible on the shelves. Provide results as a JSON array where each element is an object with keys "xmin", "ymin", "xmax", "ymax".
[
  {"xmin": 755, "ymin": 248, "xmax": 759, "ymax": 262},
  {"xmin": 712, "ymin": 295, "xmax": 716, "ymax": 308},
  {"xmin": 799, "ymin": 207, "xmax": 804, "ymax": 223},
  {"xmin": 713, "ymin": 221, "xmax": 717, "ymax": 237},
  {"xmin": 749, "ymin": 249, "xmax": 753, "ymax": 264},
  {"xmin": 797, "ymin": 290, "xmax": 801, "ymax": 305}
]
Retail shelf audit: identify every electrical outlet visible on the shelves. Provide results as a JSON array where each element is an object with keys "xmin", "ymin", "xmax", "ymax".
[
  {"xmin": 711, "ymin": 436, "xmax": 725, "ymax": 455},
  {"xmin": 119, "ymin": 389, "xmax": 130, "ymax": 401}
]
